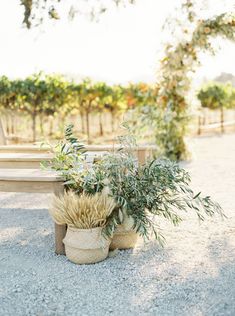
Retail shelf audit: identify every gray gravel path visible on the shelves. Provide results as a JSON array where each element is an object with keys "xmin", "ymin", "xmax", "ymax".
[{"xmin": 0, "ymin": 133, "xmax": 235, "ymax": 316}]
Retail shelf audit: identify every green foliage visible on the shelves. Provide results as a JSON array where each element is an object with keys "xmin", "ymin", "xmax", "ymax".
[
  {"xmin": 0, "ymin": 73, "xmax": 159, "ymax": 141},
  {"xmin": 0, "ymin": 76, "xmax": 20, "ymax": 112},
  {"xmin": 10, "ymin": 1, "xmax": 235, "ymax": 155},
  {"xmin": 229, "ymin": 87, "xmax": 235, "ymax": 108},
  {"xmin": 16, "ymin": 73, "xmax": 49, "ymax": 115},
  {"xmin": 42, "ymin": 124, "xmax": 86, "ymax": 183},
  {"xmin": 43, "ymin": 74, "xmax": 70, "ymax": 116},
  {"xmin": 45, "ymin": 125, "xmax": 224, "ymax": 245},
  {"xmin": 125, "ymin": 83, "xmax": 158, "ymax": 110},
  {"xmin": 0, "ymin": 73, "xmax": 71, "ymax": 141},
  {"xmin": 138, "ymin": 105, "xmax": 189, "ymax": 161},
  {"xmin": 141, "ymin": 1, "xmax": 235, "ymax": 160},
  {"xmin": 20, "ymin": 0, "xmax": 135, "ymax": 29},
  {"xmin": 197, "ymin": 82, "xmax": 234, "ymax": 110},
  {"xmin": 197, "ymin": 81, "xmax": 235, "ymax": 132},
  {"xmin": 96, "ymin": 142, "xmax": 223, "ymax": 244}
]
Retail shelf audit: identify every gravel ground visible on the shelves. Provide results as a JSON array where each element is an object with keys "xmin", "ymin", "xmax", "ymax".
[{"xmin": 1, "ymin": 133, "xmax": 235, "ymax": 316}]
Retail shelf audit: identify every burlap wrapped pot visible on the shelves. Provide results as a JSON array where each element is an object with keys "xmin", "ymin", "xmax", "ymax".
[
  {"xmin": 63, "ymin": 226, "xmax": 111, "ymax": 264},
  {"xmin": 109, "ymin": 223, "xmax": 138, "ymax": 250}
]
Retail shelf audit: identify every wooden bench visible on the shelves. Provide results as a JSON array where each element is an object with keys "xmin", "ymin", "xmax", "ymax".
[
  {"xmin": 0, "ymin": 118, "xmax": 29, "ymax": 145},
  {"xmin": 87, "ymin": 145, "xmax": 156, "ymax": 164},
  {"xmin": 0, "ymin": 151, "xmax": 109, "ymax": 257},
  {"xmin": 0, "ymin": 152, "xmax": 106, "ymax": 169},
  {"xmin": 0, "ymin": 153, "xmax": 53, "ymax": 169},
  {"xmin": 0, "ymin": 144, "xmax": 157, "ymax": 164},
  {"xmin": 0, "ymin": 145, "xmax": 156, "ymax": 256},
  {"xmin": 0, "ymin": 145, "xmax": 50, "ymax": 153},
  {"xmin": 0, "ymin": 168, "xmax": 67, "ymax": 255}
]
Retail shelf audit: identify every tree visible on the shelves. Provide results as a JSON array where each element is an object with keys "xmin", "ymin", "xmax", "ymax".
[
  {"xmin": 68, "ymin": 82, "xmax": 85, "ymax": 134},
  {"xmin": 105, "ymin": 85, "xmax": 126, "ymax": 133},
  {"xmin": 44, "ymin": 74, "xmax": 70, "ymax": 136},
  {"xmin": 20, "ymin": 0, "xmax": 135, "ymax": 29},
  {"xmin": 143, "ymin": 0, "xmax": 235, "ymax": 160},
  {"xmin": 125, "ymin": 83, "xmax": 158, "ymax": 110},
  {"xmin": 94, "ymin": 82, "xmax": 112, "ymax": 136},
  {"xmin": 197, "ymin": 82, "xmax": 231, "ymax": 132},
  {"xmin": 16, "ymin": 73, "xmax": 49, "ymax": 142},
  {"xmin": 0, "ymin": 76, "xmax": 22, "ymax": 135},
  {"xmin": 78, "ymin": 79, "xmax": 98, "ymax": 142},
  {"xmin": 229, "ymin": 86, "xmax": 235, "ymax": 109},
  {"xmin": 13, "ymin": 73, "xmax": 69, "ymax": 142},
  {"xmin": 19, "ymin": 1, "xmax": 235, "ymax": 157}
]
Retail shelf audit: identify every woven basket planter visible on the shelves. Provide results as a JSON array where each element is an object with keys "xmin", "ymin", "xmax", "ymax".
[
  {"xmin": 63, "ymin": 226, "xmax": 111, "ymax": 264},
  {"xmin": 109, "ymin": 224, "xmax": 138, "ymax": 250}
]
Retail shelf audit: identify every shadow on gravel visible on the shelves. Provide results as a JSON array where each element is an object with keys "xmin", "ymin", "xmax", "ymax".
[
  {"xmin": 1, "ymin": 206, "xmax": 235, "ymax": 315},
  {"xmin": 0, "ymin": 207, "xmax": 54, "ymax": 255},
  {"xmin": 118, "ymin": 236, "xmax": 235, "ymax": 315}
]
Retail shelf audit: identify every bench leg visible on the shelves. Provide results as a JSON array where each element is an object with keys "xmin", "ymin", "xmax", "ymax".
[
  {"xmin": 53, "ymin": 183, "xmax": 66, "ymax": 255},
  {"xmin": 137, "ymin": 149, "xmax": 147, "ymax": 165},
  {"xmin": 55, "ymin": 223, "xmax": 67, "ymax": 255}
]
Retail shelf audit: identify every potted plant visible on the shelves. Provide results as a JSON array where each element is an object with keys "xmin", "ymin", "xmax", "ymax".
[
  {"xmin": 45, "ymin": 125, "xmax": 224, "ymax": 251},
  {"xmin": 49, "ymin": 190, "xmax": 115, "ymax": 264},
  {"xmin": 109, "ymin": 212, "xmax": 138, "ymax": 250}
]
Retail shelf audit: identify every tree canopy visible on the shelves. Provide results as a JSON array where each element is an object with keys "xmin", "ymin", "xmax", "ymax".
[
  {"xmin": 197, "ymin": 82, "xmax": 233, "ymax": 111},
  {"xmin": 20, "ymin": 0, "xmax": 135, "ymax": 29},
  {"xmin": 8, "ymin": 1, "xmax": 235, "ymax": 156},
  {"xmin": 0, "ymin": 73, "xmax": 157, "ymax": 142}
]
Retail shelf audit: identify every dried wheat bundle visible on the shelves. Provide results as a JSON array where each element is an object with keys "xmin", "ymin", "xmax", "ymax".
[{"xmin": 49, "ymin": 191, "xmax": 116, "ymax": 229}]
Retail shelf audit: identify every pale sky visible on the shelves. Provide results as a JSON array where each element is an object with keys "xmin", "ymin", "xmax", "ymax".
[{"xmin": 0, "ymin": 0, "xmax": 235, "ymax": 85}]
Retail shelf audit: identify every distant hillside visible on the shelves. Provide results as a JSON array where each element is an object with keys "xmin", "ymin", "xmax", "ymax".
[{"xmin": 214, "ymin": 73, "xmax": 235, "ymax": 87}]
